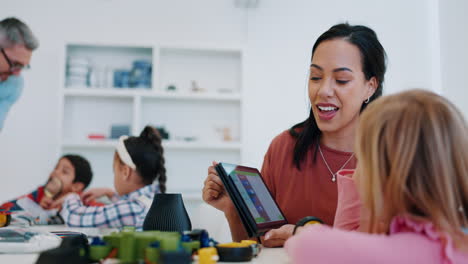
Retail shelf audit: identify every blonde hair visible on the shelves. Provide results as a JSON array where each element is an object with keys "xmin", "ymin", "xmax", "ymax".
[{"xmin": 356, "ymin": 89, "xmax": 468, "ymax": 249}]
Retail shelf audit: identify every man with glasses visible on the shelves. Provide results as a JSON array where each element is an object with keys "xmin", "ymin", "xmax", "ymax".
[{"xmin": 0, "ymin": 17, "xmax": 38, "ymax": 130}]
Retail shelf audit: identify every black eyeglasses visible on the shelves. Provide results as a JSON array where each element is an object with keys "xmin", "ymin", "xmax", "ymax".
[{"xmin": 1, "ymin": 48, "xmax": 30, "ymax": 72}]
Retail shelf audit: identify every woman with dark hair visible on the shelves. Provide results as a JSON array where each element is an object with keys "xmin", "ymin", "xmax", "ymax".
[
  {"xmin": 60, "ymin": 125, "xmax": 167, "ymax": 228},
  {"xmin": 202, "ymin": 23, "xmax": 387, "ymax": 247}
]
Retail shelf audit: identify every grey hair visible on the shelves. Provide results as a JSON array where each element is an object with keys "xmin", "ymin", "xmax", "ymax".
[{"xmin": 0, "ymin": 17, "xmax": 39, "ymax": 50}]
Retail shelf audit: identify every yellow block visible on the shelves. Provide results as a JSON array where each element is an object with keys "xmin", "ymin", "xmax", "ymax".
[
  {"xmin": 198, "ymin": 247, "xmax": 218, "ymax": 264},
  {"xmin": 0, "ymin": 214, "xmax": 8, "ymax": 227},
  {"xmin": 240, "ymin": 240, "xmax": 257, "ymax": 246}
]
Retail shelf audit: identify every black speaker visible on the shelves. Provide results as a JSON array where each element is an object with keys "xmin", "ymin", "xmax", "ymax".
[{"xmin": 143, "ymin": 193, "xmax": 192, "ymax": 232}]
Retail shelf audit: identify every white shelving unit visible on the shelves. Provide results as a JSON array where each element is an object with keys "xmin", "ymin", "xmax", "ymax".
[
  {"xmin": 58, "ymin": 43, "xmax": 243, "ymax": 209},
  {"xmin": 64, "ymin": 88, "xmax": 242, "ymax": 102},
  {"xmin": 62, "ymin": 140, "xmax": 242, "ymax": 151}
]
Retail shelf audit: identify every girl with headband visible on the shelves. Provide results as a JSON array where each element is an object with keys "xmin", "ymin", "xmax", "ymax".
[{"xmin": 60, "ymin": 126, "xmax": 167, "ymax": 228}]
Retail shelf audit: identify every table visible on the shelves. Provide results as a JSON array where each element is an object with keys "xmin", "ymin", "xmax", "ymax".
[
  {"xmin": 0, "ymin": 226, "xmax": 291, "ymax": 263},
  {"xmin": 0, "ymin": 248, "xmax": 289, "ymax": 264}
]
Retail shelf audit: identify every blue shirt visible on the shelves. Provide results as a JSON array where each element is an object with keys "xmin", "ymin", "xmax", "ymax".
[{"xmin": 0, "ymin": 75, "xmax": 24, "ymax": 130}]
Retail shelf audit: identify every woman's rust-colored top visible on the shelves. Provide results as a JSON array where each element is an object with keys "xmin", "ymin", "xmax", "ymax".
[{"xmin": 260, "ymin": 130, "xmax": 356, "ymax": 225}]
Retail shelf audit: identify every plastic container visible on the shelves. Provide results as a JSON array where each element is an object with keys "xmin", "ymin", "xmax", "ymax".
[{"xmin": 131, "ymin": 60, "xmax": 152, "ymax": 88}]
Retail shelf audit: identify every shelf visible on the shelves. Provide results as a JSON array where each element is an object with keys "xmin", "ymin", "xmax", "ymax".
[
  {"xmin": 164, "ymin": 141, "xmax": 241, "ymax": 150},
  {"xmin": 144, "ymin": 91, "xmax": 241, "ymax": 102},
  {"xmin": 159, "ymin": 43, "xmax": 244, "ymax": 53},
  {"xmin": 64, "ymin": 88, "xmax": 138, "ymax": 98},
  {"xmin": 61, "ymin": 42, "xmax": 243, "ymax": 197},
  {"xmin": 62, "ymin": 140, "xmax": 241, "ymax": 151},
  {"xmin": 62, "ymin": 140, "xmax": 118, "ymax": 148},
  {"xmin": 64, "ymin": 88, "xmax": 241, "ymax": 102}
]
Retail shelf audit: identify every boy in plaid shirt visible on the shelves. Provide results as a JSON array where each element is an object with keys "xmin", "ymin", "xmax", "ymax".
[{"xmin": 60, "ymin": 126, "xmax": 167, "ymax": 228}]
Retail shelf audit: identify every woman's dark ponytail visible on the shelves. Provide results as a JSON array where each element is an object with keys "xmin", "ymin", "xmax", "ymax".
[{"xmin": 124, "ymin": 125, "xmax": 167, "ymax": 193}]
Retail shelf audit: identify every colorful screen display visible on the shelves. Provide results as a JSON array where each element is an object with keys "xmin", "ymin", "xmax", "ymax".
[{"xmin": 223, "ymin": 164, "xmax": 285, "ymax": 224}]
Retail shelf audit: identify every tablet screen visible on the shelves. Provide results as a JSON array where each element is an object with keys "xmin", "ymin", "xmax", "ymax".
[{"xmin": 221, "ymin": 163, "xmax": 286, "ymax": 227}]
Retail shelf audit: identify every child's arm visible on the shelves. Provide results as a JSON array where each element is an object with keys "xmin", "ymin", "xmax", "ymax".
[
  {"xmin": 333, "ymin": 170, "xmax": 363, "ymax": 230},
  {"xmin": 80, "ymin": 188, "xmax": 118, "ymax": 205},
  {"xmin": 1, "ymin": 186, "xmax": 45, "ymax": 210},
  {"xmin": 285, "ymin": 224, "xmax": 432, "ymax": 264},
  {"xmin": 60, "ymin": 193, "xmax": 145, "ymax": 228}
]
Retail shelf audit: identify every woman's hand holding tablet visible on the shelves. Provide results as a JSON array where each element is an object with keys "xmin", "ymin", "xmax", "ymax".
[{"xmin": 202, "ymin": 161, "xmax": 236, "ymax": 214}]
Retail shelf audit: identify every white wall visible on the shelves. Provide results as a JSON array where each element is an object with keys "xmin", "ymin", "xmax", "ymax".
[
  {"xmin": 0, "ymin": 0, "xmax": 247, "ymax": 202},
  {"xmin": 439, "ymin": 0, "xmax": 468, "ymax": 116},
  {"xmin": 242, "ymin": 0, "xmax": 440, "ymax": 167},
  {"xmin": 0, "ymin": 0, "xmax": 442, "ymax": 202}
]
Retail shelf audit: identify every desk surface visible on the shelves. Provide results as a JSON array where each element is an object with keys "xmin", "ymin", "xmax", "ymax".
[
  {"xmin": 0, "ymin": 248, "xmax": 289, "ymax": 264},
  {"xmin": 0, "ymin": 226, "xmax": 291, "ymax": 264}
]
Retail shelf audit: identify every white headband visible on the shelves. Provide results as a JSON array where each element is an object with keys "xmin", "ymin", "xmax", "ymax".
[{"xmin": 116, "ymin": 136, "xmax": 136, "ymax": 170}]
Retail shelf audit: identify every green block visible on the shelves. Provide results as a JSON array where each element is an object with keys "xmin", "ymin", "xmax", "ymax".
[
  {"xmin": 101, "ymin": 229, "xmax": 186, "ymax": 262},
  {"xmin": 103, "ymin": 231, "xmax": 121, "ymax": 248},
  {"xmin": 134, "ymin": 232, "xmax": 160, "ymax": 260},
  {"xmin": 119, "ymin": 231, "xmax": 136, "ymax": 263},
  {"xmin": 145, "ymin": 246, "xmax": 160, "ymax": 263},
  {"xmin": 181, "ymin": 241, "xmax": 200, "ymax": 254},
  {"xmin": 160, "ymin": 235, "xmax": 180, "ymax": 251},
  {"xmin": 89, "ymin": 245, "xmax": 112, "ymax": 262}
]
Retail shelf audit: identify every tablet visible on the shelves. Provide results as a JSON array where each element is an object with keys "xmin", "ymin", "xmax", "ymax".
[{"xmin": 215, "ymin": 163, "xmax": 288, "ymax": 237}]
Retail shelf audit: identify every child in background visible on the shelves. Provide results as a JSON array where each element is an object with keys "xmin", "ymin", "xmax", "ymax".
[
  {"xmin": 285, "ymin": 90, "xmax": 468, "ymax": 264},
  {"xmin": 1, "ymin": 154, "xmax": 93, "ymax": 211},
  {"xmin": 60, "ymin": 125, "xmax": 167, "ymax": 228}
]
